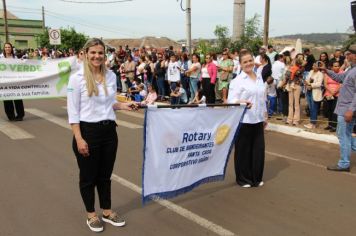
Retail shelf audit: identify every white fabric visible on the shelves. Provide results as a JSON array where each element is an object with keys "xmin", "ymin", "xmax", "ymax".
[
  {"xmin": 228, "ymin": 71, "xmax": 267, "ymax": 124},
  {"xmin": 167, "ymin": 61, "xmax": 181, "ymax": 82},
  {"xmin": 143, "ymin": 105, "xmax": 246, "ymax": 202},
  {"xmin": 265, "ymin": 80, "xmax": 277, "ymax": 97},
  {"xmin": 67, "ymin": 69, "xmax": 117, "ymax": 123},
  {"xmin": 201, "ymin": 67, "xmax": 210, "ymax": 78},
  {"xmin": 272, "ymin": 60, "xmax": 286, "ymax": 83}
]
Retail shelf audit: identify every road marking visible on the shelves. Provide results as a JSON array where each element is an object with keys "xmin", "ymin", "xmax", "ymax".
[
  {"xmin": 111, "ymin": 174, "xmax": 236, "ymax": 236},
  {"xmin": 266, "ymin": 151, "xmax": 356, "ymax": 177},
  {"xmin": 28, "ymin": 107, "xmax": 235, "ymax": 235},
  {"xmin": 0, "ymin": 118, "xmax": 34, "ymax": 140}
]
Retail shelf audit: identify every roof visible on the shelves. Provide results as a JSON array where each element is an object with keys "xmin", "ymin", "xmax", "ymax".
[
  {"xmin": 0, "ymin": 10, "xmax": 19, "ymax": 19},
  {"xmin": 103, "ymin": 36, "xmax": 182, "ymax": 49}
]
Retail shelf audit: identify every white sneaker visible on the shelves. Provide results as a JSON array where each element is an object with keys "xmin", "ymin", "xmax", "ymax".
[
  {"xmin": 241, "ymin": 184, "xmax": 251, "ymax": 188},
  {"xmin": 86, "ymin": 216, "xmax": 104, "ymax": 232},
  {"xmin": 258, "ymin": 181, "xmax": 264, "ymax": 187}
]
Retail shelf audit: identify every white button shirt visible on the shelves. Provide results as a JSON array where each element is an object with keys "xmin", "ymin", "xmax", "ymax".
[
  {"xmin": 67, "ymin": 69, "xmax": 117, "ymax": 124},
  {"xmin": 228, "ymin": 71, "xmax": 267, "ymax": 124}
]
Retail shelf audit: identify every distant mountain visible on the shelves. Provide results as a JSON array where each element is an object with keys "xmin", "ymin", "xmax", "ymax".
[{"xmin": 273, "ymin": 33, "xmax": 350, "ymax": 45}]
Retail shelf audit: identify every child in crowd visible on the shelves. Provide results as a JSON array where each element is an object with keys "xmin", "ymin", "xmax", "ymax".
[
  {"xmin": 265, "ymin": 76, "xmax": 277, "ymax": 117},
  {"xmin": 167, "ymin": 55, "xmax": 181, "ymax": 90},
  {"xmin": 141, "ymin": 84, "xmax": 157, "ymax": 105},
  {"xmin": 189, "ymin": 88, "xmax": 206, "ymax": 104},
  {"xmin": 170, "ymin": 83, "xmax": 188, "ymax": 105}
]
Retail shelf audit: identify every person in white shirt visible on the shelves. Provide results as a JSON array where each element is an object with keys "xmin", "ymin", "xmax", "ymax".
[
  {"xmin": 67, "ymin": 38, "xmax": 136, "ymax": 233},
  {"xmin": 272, "ymin": 54, "xmax": 286, "ymax": 114},
  {"xmin": 265, "ymin": 76, "xmax": 277, "ymax": 117},
  {"xmin": 228, "ymin": 50, "xmax": 267, "ymax": 188},
  {"xmin": 167, "ymin": 54, "xmax": 181, "ymax": 89}
]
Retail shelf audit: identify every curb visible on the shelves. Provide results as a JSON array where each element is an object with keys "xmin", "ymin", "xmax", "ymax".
[{"xmin": 266, "ymin": 123, "xmax": 339, "ymax": 145}]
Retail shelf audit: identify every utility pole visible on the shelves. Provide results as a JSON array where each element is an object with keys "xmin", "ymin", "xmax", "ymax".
[
  {"xmin": 186, "ymin": 0, "xmax": 191, "ymax": 54},
  {"xmin": 232, "ymin": 0, "xmax": 245, "ymax": 41},
  {"xmin": 2, "ymin": 0, "xmax": 9, "ymax": 43},
  {"xmin": 263, "ymin": 0, "xmax": 270, "ymax": 46},
  {"xmin": 42, "ymin": 6, "xmax": 45, "ymax": 32}
]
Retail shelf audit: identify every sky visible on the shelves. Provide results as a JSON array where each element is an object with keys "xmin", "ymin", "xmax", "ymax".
[{"xmin": 4, "ymin": 0, "xmax": 353, "ymax": 40}]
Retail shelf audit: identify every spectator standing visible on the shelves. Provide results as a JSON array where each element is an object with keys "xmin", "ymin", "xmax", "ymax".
[
  {"xmin": 124, "ymin": 54, "xmax": 136, "ymax": 87},
  {"xmin": 155, "ymin": 53, "xmax": 166, "ymax": 100},
  {"xmin": 329, "ymin": 49, "xmax": 345, "ymax": 67},
  {"xmin": 272, "ymin": 54, "xmax": 286, "ymax": 114},
  {"xmin": 179, "ymin": 53, "xmax": 192, "ymax": 100},
  {"xmin": 200, "ymin": 53, "xmax": 217, "ymax": 104},
  {"xmin": 265, "ymin": 76, "xmax": 277, "ymax": 117},
  {"xmin": 167, "ymin": 55, "xmax": 181, "ymax": 89},
  {"xmin": 324, "ymin": 61, "xmax": 342, "ymax": 132},
  {"xmin": 304, "ymin": 63, "xmax": 324, "ymax": 129},
  {"xmin": 217, "ymin": 51, "xmax": 234, "ymax": 103},
  {"xmin": 267, "ymin": 45, "xmax": 277, "ymax": 64},
  {"xmin": 260, "ymin": 54, "xmax": 272, "ymax": 82},
  {"xmin": 319, "ymin": 52, "xmax": 330, "ymax": 69},
  {"xmin": 185, "ymin": 54, "xmax": 201, "ymax": 102}
]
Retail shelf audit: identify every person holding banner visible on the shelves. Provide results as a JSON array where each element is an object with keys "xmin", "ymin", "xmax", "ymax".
[
  {"xmin": 228, "ymin": 50, "xmax": 267, "ymax": 188},
  {"xmin": 1, "ymin": 43, "xmax": 25, "ymax": 121},
  {"xmin": 67, "ymin": 38, "xmax": 136, "ymax": 232}
]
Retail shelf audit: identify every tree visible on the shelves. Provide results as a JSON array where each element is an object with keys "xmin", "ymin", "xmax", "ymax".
[
  {"xmin": 231, "ymin": 14, "xmax": 263, "ymax": 55},
  {"xmin": 342, "ymin": 26, "xmax": 356, "ymax": 50},
  {"xmin": 37, "ymin": 27, "xmax": 88, "ymax": 51},
  {"xmin": 214, "ymin": 25, "xmax": 231, "ymax": 53}
]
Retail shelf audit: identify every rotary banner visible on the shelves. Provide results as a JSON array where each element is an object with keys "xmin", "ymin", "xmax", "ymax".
[
  {"xmin": 0, "ymin": 56, "xmax": 79, "ymax": 100},
  {"xmin": 143, "ymin": 105, "xmax": 246, "ymax": 203}
]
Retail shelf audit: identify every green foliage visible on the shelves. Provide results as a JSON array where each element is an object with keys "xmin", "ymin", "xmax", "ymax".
[
  {"xmin": 230, "ymin": 14, "xmax": 263, "ymax": 55},
  {"xmin": 342, "ymin": 33, "xmax": 356, "ymax": 50},
  {"xmin": 37, "ymin": 27, "xmax": 88, "ymax": 51},
  {"xmin": 213, "ymin": 25, "xmax": 231, "ymax": 53},
  {"xmin": 195, "ymin": 39, "xmax": 214, "ymax": 59}
]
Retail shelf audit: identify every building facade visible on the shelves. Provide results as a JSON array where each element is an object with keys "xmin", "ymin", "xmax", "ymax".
[{"xmin": 0, "ymin": 10, "xmax": 43, "ymax": 50}]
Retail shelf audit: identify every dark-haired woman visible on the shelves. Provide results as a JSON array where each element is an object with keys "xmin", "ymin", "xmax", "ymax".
[{"xmin": 1, "ymin": 43, "xmax": 25, "ymax": 121}]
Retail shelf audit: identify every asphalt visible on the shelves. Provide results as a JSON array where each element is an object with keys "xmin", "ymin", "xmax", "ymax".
[{"xmin": 0, "ymin": 98, "xmax": 355, "ymax": 236}]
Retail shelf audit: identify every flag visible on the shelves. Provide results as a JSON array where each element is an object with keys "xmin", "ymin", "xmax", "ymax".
[{"xmin": 142, "ymin": 105, "xmax": 246, "ymax": 203}]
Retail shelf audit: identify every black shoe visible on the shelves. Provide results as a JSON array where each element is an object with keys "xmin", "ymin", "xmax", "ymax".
[
  {"xmin": 14, "ymin": 117, "xmax": 23, "ymax": 121},
  {"xmin": 324, "ymin": 126, "xmax": 331, "ymax": 130},
  {"xmin": 326, "ymin": 165, "xmax": 350, "ymax": 172}
]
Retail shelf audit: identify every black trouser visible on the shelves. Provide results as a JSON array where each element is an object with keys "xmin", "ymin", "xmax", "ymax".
[
  {"xmin": 234, "ymin": 122, "xmax": 265, "ymax": 186},
  {"xmin": 3, "ymin": 100, "xmax": 25, "ymax": 120},
  {"xmin": 72, "ymin": 120, "xmax": 118, "ymax": 213},
  {"xmin": 326, "ymin": 98, "xmax": 338, "ymax": 128},
  {"xmin": 280, "ymin": 89, "xmax": 289, "ymax": 116},
  {"xmin": 202, "ymin": 77, "xmax": 215, "ymax": 104}
]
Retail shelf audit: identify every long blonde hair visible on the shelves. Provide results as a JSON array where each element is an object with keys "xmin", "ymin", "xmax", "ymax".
[{"xmin": 83, "ymin": 38, "xmax": 108, "ymax": 97}]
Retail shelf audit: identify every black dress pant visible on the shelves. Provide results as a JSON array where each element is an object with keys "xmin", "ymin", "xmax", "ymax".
[
  {"xmin": 3, "ymin": 100, "xmax": 25, "ymax": 120},
  {"xmin": 280, "ymin": 90, "xmax": 289, "ymax": 116},
  {"xmin": 326, "ymin": 98, "xmax": 338, "ymax": 128},
  {"xmin": 72, "ymin": 121, "xmax": 118, "ymax": 213},
  {"xmin": 202, "ymin": 77, "xmax": 215, "ymax": 104},
  {"xmin": 234, "ymin": 122, "xmax": 265, "ymax": 186}
]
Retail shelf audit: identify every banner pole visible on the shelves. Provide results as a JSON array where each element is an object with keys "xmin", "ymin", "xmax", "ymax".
[{"xmin": 138, "ymin": 103, "xmax": 248, "ymax": 109}]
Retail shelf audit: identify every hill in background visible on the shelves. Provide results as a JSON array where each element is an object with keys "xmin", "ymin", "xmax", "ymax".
[{"xmin": 273, "ymin": 33, "xmax": 350, "ymax": 46}]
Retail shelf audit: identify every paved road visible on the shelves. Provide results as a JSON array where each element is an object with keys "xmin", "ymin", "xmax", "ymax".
[{"xmin": 0, "ymin": 99, "xmax": 355, "ymax": 236}]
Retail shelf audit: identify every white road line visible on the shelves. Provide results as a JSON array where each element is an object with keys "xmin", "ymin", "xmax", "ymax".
[
  {"xmin": 111, "ymin": 174, "xmax": 236, "ymax": 236},
  {"xmin": 266, "ymin": 151, "xmax": 356, "ymax": 177},
  {"xmin": 0, "ymin": 118, "xmax": 34, "ymax": 140},
  {"xmin": 27, "ymin": 107, "xmax": 236, "ymax": 235},
  {"xmin": 61, "ymin": 106, "xmax": 142, "ymax": 129}
]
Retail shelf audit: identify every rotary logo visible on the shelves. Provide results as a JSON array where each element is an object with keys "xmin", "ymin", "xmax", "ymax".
[{"xmin": 215, "ymin": 124, "xmax": 231, "ymax": 145}]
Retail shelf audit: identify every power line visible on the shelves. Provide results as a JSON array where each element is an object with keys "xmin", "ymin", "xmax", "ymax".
[{"xmin": 59, "ymin": 0, "xmax": 132, "ymax": 3}]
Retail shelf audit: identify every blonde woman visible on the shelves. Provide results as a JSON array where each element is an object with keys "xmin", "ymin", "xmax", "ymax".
[{"xmin": 67, "ymin": 38, "xmax": 136, "ymax": 232}]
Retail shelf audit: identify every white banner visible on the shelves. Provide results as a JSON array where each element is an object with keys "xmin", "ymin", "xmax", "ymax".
[
  {"xmin": 143, "ymin": 105, "xmax": 246, "ymax": 203},
  {"xmin": 0, "ymin": 57, "xmax": 79, "ymax": 100}
]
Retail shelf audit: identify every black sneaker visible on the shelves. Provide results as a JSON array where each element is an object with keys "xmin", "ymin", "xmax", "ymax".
[
  {"xmin": 86, "ymin": 216, "xmax": 104, "ymax": 232},
  {"xmin": 102, "ymin": 212, "xmax": 126, "ymax": 227},
  {"xmin": 326, "ymin": 165, "xmax": 350, "ymax": 172}
]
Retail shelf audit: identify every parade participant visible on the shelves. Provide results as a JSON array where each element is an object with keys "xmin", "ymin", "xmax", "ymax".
[
  {"xmin": 217, "ymin": 51, "xmax": 233, "ymax": 103},
  {"xmin": 67, "ymin": 38, "xmax": 136, "ymax": 232},
  {"xmin": 1, "ymin": 43, "xmax": 25, "ymax": 122},
  {"xmin": 323, "ymin": 45, "xmax": 356, "ymax": 172},
  {"xmin": 304, "ymin": 63, "xmax": 324, "ymax": 129},
  {"xmin": 200, "ymin": 53, "xmax": 217, "ymax": 104},
  {"xmin": 228, "ymin": 50, "xmax": 267, "ymax": 188}
]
